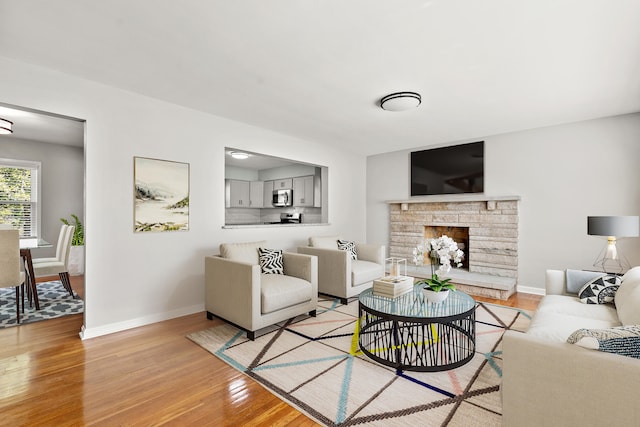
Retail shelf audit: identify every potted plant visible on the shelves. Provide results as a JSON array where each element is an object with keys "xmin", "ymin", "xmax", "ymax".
[
  {"xmin": 414, "ymin": 235, "xmax": 464, "ymax": 303},
  {"xmin": 60, "ymin": 214, "xmax": 84, "ymax": 275}
]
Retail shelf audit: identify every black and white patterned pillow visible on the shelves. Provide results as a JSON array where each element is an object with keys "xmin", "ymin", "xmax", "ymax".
[
  {"xmin": 337, "ymin": 239, "xmax": 357, "ymax": 260},
  {"xmin": 578, "ymin": 275, "xmax": 621, "ymax": 304},
  {"xmin": 258, "ymin": 248, "xmax": 284, "ymax": 274},
  {"xmin": 567, "ymin": 325, "xmax": 640, "ymax": 359}
]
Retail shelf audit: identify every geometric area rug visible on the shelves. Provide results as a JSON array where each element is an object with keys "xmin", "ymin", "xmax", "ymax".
[
  {"xmin": 0, "ymin": 280, "xmax": 83, "ymax": 328},
  {"xmin": 188, "ymin": 297, "xmax": 531, "ymax": 426}
]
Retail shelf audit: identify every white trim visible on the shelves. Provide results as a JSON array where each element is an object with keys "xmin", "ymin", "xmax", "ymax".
[
  {"xmin": 516, "ymin": 285, "xmax": 546, "ymax": 296},
  {"xmin": 0, "ymin": 158, "xmax": 42, "ymax": 238},
  {"xmin": 79, "ymin": 304, "xmax": 204, "ymax": 339},
  {"xmin": 0, "ymin": 157, "xmax": 41, "ymax": 169}
]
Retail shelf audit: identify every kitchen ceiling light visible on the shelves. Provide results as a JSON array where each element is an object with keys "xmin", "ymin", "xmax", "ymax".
[
  {"xmin": 0, "ymin": 117, "xmax": 13, "ymax": 134},
  {"xmin": 380, "ymin": 92, "xmax": 421, "ymax": 112},
  {"xmin": 230, "ymin": 151, "xmax": 249, "ymax": 160}
]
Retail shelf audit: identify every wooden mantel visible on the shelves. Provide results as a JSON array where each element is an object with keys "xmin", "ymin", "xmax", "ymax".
[{"xmin": 386, "ymin": 194, "xmax": 521, "ymax": 205}]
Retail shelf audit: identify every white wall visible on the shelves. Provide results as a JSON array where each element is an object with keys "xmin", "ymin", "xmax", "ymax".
[
  {"xmin": 367, "ymin": 113, "xmax": 640, "ymax": 291},
  {"xmin": 0, "ymin": 55, "xmax": 368, "ymax": 338},
  {"xmin": 0, "ymin": 137, "xmax": 84, "ymax": 258},
  {"xmin": 225, "ymin": 165, "xmax": 259, "ymax": 181},
  {"xmin": 259, "ymin": 164, "xmax": 317, "ymax": 180}
]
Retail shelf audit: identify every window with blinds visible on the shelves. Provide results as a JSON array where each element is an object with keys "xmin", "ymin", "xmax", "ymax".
[{"xmin": 0, "ymin": 159, "xmax": 40, "ymax": 238}]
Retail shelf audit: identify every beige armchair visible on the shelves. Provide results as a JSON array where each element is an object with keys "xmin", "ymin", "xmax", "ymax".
[
  {"xmin": 298, "ymin": 236, "xmax": 385, "ymax": 304},
  {"xmin": 205, "ymin": 240, "xmax": 318, "ymax": 340}
]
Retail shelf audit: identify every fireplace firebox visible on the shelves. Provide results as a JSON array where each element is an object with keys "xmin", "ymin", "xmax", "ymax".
[{"xmin": 424, "ymin": 226, "xmax": 469, "ymax": 270}]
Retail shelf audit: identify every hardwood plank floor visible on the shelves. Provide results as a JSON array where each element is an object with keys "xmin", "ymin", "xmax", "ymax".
[
  {"xmin": 474, "ymin": 291, "xmax": 542, "ymax": 311},
  {"xmin": 0, "ymin": 277, "xmax": 540, "ymax": 426}
]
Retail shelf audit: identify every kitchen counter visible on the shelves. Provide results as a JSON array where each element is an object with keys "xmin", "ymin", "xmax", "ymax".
[{"xmin": 222, "ymin": 222, "xmax": 330, "ymax": 229}]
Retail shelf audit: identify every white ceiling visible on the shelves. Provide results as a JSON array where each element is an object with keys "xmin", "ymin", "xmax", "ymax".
[{"xmin": 1, "ymin": 0, "xmax": 639, "ymax": 156}]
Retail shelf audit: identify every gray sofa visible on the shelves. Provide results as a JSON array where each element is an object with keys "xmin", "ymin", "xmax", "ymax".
[{"xmin": 502, "ymin": 267, "xmax": 640, "ymax": 426}]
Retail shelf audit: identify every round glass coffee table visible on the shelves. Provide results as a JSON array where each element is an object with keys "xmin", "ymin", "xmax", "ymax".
[{"xmin": 358, "ymin": 286, "xmax": 476, "ymax": 372}]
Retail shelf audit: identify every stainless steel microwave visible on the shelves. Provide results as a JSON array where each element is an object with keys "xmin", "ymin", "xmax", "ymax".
[{"xmin": 272, "ymin": 189, "xmax": 293, "ymax": 207}]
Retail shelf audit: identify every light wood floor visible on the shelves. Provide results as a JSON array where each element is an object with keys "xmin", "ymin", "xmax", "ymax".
[{"xmin": 0, "ymin": 277, "xmax": 541, "ymax": 426}]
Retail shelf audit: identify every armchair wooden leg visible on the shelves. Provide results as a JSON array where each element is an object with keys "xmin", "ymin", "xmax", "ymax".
[
  {"xmin": 205, "ymin": 311, "xmax": 255, "ymax": 340},
  {"xmin": 339, "ymin": 297, "xmax": 348, "ymax": 305},
  {"xmin": 309, "ymin": 310, "xmax": 317, "ymax": 317}
]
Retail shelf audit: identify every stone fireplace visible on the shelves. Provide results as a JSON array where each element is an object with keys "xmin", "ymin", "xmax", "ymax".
[{"xmin": 388, "ymin": 195, "xmax": 520, "ymax": 299}]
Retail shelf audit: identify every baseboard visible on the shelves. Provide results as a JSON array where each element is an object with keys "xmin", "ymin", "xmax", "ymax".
[
  {"xmin": 79, "ymin": 303, "xmax": 204, "ymax": 340},
  {"xmin": 516, "ymin": 285, "xmax": 546, "ymax": 296}
]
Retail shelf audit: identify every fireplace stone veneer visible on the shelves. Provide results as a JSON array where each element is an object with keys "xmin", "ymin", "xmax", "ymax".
[{"xmin": 388, "ymin": 195, "xmax": 520, "ymax": 300}]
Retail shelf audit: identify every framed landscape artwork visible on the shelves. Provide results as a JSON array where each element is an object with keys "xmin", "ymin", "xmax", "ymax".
[{"xmin": 133, "ymin": 156, "xmax": 190, "ymax": 233}]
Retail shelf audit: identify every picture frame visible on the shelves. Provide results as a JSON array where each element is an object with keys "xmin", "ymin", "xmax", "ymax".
[{"xmin": 133, "ymin": 156, "xmax": 190, "ymax": 233}]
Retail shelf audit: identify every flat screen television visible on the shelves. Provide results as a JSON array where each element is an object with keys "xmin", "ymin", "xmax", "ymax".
[{"xmin": 410, "ymin": 141, "xmax": 484, "ymax": 196}]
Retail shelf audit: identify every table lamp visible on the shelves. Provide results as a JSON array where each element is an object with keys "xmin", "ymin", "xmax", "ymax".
[{"xmin": 587, "ymin": 216, "xmax": 640, "ymax": 273}]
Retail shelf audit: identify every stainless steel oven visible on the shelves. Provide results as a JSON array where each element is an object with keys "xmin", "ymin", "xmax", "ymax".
[{"xmin": 280, "ymin": 213, "xmax": 302, "ymax": 223}]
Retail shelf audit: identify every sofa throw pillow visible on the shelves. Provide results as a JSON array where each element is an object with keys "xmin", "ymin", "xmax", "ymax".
[
  {"xmin": 615, "ymin": 268, "xmax": 640, "ymax": 326},
  {"xmin": 578, "ymin": 275, "xmax": 621, "ymax": 304},
  {"xmin": 258, "ymin": 248, "xmax": 284, "ymax": 274},
  {"xmin": 567, "ymin": 325, "xmax": 640, "ymax": 359},
  {"xmin": 566, "ymin": 269, "xmax": 607, "ymax": 294},
  {"xmin": 220, "ymin": 240, "xmax": 267, "ymax": 265},
  {"xmin": 309, "ymin": 236, "xmax": 341, "ymax": 249},
  {"xmin": 337, "ymin": 239, "xmax": 357, "ymax": 260}
]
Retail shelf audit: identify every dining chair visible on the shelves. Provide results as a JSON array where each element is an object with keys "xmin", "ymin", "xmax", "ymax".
[
  {"xmin": 0, "ymin": 229, "xmax": 25, "ymax": 323},
  {"xmin": 31, "ymin": 224, "xmax": 69, "ymax": 265},
  {"xmin": 31, "ymin": 225, "xmax": 75, "ymax": 296}
]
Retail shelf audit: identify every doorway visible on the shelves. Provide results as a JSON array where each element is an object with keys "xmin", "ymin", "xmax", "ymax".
[{"xmin": 0, "ymin": 102, "xmax": 86, "ymax": 328}]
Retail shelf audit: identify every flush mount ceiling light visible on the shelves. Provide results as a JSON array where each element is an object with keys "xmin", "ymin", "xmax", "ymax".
[
  {"xmin": 230, "ymin": 151, "xmax": 249, "ymax": 160},
  {"xmin": 0, "ymin": 117, "xmax": 13, "ymax": 134},
  {"xmin": 380, "ymin": 92, "xmax": 421, "ymax": 112}
]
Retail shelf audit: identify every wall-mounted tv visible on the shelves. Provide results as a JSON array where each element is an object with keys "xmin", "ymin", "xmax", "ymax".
[{"xmin": 410, "ymin": 141, "xmax": 484, "ymax": 196}]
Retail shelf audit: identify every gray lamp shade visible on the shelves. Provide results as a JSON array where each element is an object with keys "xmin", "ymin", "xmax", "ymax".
[{"xmin": 587, "ymin": 216, "xmax": 640, "ymax": 237}]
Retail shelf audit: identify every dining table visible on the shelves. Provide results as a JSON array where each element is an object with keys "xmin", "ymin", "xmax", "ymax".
[{"xmin": 19, "ymin": 238, "xmax": 51, "ymax": 311}]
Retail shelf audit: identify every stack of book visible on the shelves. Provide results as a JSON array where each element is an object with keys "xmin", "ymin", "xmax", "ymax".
[{"xmin": 372, "ymin": 276, "xmax": 414, "ymax": 298}]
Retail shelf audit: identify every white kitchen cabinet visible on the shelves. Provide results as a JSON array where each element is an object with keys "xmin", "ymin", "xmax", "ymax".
[
  {"xmin": 274, "ymin": 178, "xmax": 293, "ymax": 189},
  {"xmin": 226, "ymin": 180, "xmax": 264, "ymax": 208},
  {"xmin": 249, "ymin": 181, "xmax": 264, "ymax": 208},
  {"xmin": 226, "ymin": 180, "xmax": 250, "ymax": 207},
  {"xmin": 293, "ymin": 175, "xmax": 314, "ymax": 207},
  {"xmin": 263, "ymin": 180, "xmax": 274, "ymax": 208}
]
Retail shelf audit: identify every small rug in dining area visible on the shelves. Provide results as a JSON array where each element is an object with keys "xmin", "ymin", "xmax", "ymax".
[
  {"xmin": 188, "ymin": 297, "xmax": 531, "ymax": 426},
  {"xmin": 0, "ymin": 280, "xmax": 83, "ymax": 328}
]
